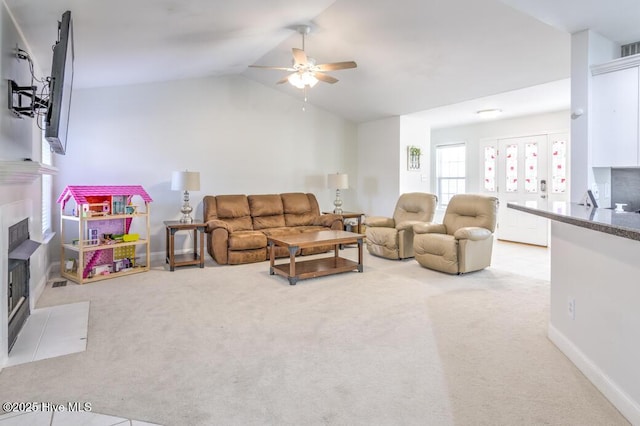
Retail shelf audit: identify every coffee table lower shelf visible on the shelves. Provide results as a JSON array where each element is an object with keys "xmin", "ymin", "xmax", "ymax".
[{"xmin": 270, "ymin": 257, "xmax": 362, "ymax": 285}]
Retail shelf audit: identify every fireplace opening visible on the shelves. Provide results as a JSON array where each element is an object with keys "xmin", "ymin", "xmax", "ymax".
[{"xmin": 7, "ymin": 218, "xmax": 40, "ymax": 351}]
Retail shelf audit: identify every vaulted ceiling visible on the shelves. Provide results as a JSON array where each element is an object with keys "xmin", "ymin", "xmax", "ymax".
[{"xmin": 5, "ymin": 0, "xmax": 640, "ymax": 124}]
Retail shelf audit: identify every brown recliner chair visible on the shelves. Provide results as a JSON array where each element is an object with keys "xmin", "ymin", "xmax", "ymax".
[
  {"xmin": 413, "ymin": 194, "xmax": 498, "ymax": 274},
  {"xmin": 365, "ymin": 192, "xmax": 437, "ymax": 260}
]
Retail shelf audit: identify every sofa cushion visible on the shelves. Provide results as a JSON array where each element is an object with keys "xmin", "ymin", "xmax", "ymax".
[
  {"xmin": 215, "ymin": 195, "xmax": 253, "ymax": 231},
  {"xmin": 282, "ymin": 193, "xmax": 316, "ymax": 226},
  {"xmin": 249, "ymin": 194, "xmax": 286, "ymax": 230},
  {"xmin": 249, "ymin": 194, "xmax": 284, "ymax": 216},
  {"xmin": 253, "ymin": 215, "xmax": 286, "ymax": 230},
  {"xmin": 228, "ymin": 230, "xmax": 267, "ymax": 250}
]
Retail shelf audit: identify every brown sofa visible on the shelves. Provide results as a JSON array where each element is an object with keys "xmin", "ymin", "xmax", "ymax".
[{"xmin": 203, "ymin": 193, "xmax": 344, "ymax": 265}]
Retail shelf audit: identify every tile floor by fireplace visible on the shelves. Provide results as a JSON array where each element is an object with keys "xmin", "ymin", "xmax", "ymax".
[{"xmin": 6, "ymin": 301, "xmax": 88, "ymax": 367}]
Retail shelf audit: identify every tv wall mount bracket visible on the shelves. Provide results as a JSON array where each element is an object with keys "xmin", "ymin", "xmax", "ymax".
[
  {"xmin": 7, "ymin": 80, "xmax": 47, "ymax": 118},
  {"xmin": 7, "ymin": 46, "xmax": 48, "ymax": 118}
]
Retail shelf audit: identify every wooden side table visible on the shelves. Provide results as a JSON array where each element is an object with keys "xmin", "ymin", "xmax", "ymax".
[
  {"xmin": 164, "ymin": 221, "xmax": 206, "ymax": 271},
  {"xmin": 323, "ymin": 211, "xmax": 364, "ymax": 234}
]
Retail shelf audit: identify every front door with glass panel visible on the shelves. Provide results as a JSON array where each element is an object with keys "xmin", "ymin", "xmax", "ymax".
[{"xmin": 479, "ymin": 134, "xmax": 568, "ymax": 246}]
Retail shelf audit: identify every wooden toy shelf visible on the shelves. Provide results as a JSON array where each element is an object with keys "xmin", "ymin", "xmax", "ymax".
[{"xmin": 57, "ymin": 185, "xmax": 153, "ymax": 284}]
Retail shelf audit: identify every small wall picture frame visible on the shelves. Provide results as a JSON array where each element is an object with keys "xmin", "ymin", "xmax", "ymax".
[{"xmin": 407, "ymin": 146, "xmax": 421, "ymax": 171}]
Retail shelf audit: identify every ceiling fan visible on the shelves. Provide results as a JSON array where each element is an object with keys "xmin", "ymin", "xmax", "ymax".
[{"xmin": 249, "ymin": 25, "xmax": 357, "ymax": 90}]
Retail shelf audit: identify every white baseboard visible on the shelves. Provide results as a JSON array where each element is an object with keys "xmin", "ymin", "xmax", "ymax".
[
  {"xmin": 32, "ymin": 261, "xmax": 58, "ymax": 308},
  {"xmin": 150, "ymin": 250, "xmax": 167, "ymax": 262},
  {"xmin": 548, "ymin": 324, "xmax": 640, "ymax": 424},
  {"xmin": 31, "ymin": 275, "xmax": 47, "ymax": 311}
]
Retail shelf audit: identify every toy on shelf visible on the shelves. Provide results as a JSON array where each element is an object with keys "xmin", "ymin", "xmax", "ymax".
[{"xmin": 83, "ymin": 202, "xmax": 110, "ymax": 217}]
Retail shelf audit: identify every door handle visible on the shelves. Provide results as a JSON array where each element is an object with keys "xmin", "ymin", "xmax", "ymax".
[
  {"xmin": 540, "ymin": 195, "xmax": 547, "ymax": 199},
  {"xmin": 540, "ymin": 179, "xmax": 547, "ymax": 192}
]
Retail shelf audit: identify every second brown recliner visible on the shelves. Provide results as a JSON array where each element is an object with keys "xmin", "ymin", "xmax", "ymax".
[
  {"xmin": 365, "ymin": 192, "xmax": 437, "ymax": 260},
  {"xmin": 413, "ymin": 193, "xmax": 498, "ymax": 274}
]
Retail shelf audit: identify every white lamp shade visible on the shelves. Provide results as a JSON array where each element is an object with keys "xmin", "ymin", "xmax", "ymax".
[
  {"xmin": 171, "ymin": 171, "xmax": 200, "ymax": 191},
  {"xmin": 327, "ymin": 173, "xmax": 349, "ymax": 189}
]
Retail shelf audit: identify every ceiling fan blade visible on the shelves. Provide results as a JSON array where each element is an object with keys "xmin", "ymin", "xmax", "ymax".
[
  {"xmin": 315, "ymin": 61, "xmax": 357, "ymax": 71},
  {"xmin": 292, "ymin": 48, "xmax": 308, "ymax": 67},
  {"xmin": 314, "ymin": 72, "xmax": 338, "ymax": 84},
  {"xmin": 249, "ymin": 65, "xmax": 295, "ymax": 71},
  {"xmin": 276, "ymin": 74, "xmax": 293, "ymax": 85}
]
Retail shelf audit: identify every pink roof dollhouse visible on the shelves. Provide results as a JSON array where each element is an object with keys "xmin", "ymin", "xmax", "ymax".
[{"xmin": 57, "ymin": 185, "xmax": 153, "ymax": 208}]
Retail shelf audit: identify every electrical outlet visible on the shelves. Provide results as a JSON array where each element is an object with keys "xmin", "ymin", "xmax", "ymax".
[{"xmin": 568, "ymin": 298, "xmax": 575, "ymax": 320}]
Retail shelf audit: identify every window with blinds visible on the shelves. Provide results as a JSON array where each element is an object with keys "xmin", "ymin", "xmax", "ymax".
[{"xmin": 436, "ymin": 143, "xmax": 466, "ymax": 206}]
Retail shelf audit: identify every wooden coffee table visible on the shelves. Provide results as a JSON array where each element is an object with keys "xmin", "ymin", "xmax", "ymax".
[{"xmin": 268, "ymin": 230, "xmax": 364, "ymax": 285}]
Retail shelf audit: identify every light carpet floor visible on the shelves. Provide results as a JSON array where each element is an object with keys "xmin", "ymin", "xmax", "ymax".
[{"xmin": 0, "ymin": 242, "xmax": 629, "ymax": 425}]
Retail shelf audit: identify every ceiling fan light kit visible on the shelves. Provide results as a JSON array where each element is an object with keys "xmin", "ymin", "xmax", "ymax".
[{"xmin": 288, "ymin": 72, "xmax": 318, "ymax": 89}]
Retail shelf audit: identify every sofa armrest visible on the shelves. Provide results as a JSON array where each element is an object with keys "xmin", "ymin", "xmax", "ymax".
[
  {"xmin": 413, "ymin": 223, "xmax": 446, "ymax": 234},
  {"xmin": 453, "ymin": 227, "xmax": 492, "ymax": 241},
  {"xmin": 364, "ymin": 216, "xmax": 395, "ymax": 228},
  {"xmin": 205, "ymin": 219, "xmax": 229, "ymax": 233},
  {"xmin": 396, "ymin": 220, "xmax": 428, "ymax": 231},
  {"xmin": 313, "ymin": 213, "xmax": 343, "ymax": 229},
  {"xmin": 204, "ymin": 220, "xmax": 231, "ymax": 264}
]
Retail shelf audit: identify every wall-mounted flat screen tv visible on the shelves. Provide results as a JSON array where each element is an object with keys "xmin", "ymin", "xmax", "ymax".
[{"xmin": 45, "ymin": 10, "xmax": 74, "ymax": 155}]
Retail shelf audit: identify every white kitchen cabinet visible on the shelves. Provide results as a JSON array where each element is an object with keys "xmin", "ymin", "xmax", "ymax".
[{"xmin": 591, "ymin": 65, "xmax": 639, "ymax": 167}]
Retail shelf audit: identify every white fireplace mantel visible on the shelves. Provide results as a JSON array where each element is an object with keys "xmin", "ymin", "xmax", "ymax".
[{"xmin": 0, "ymin": 161, "xmax": 58, "ymax": 185}]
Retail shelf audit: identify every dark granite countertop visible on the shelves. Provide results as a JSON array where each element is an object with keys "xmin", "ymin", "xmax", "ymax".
[{"xmin": 507, "ymin": 202, "xmax": 640, "ymax": 242}]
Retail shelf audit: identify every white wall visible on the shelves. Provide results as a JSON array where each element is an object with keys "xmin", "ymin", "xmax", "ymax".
[
  {"xmin": 399, "ymin": 116, "xmax": 431, "ymax": 193},
  {"xmin": 430, "ymin": 110, "xmax": 570, "ymax": 194},
  {"xmin": 0, "ymin": 2, "xmax": 52, "ymax": 365},
  {"xmin": 356, "ymin": 116, "xmax": 401, "ymax": 216},
  {"xmin": 549, "ymin": 222, "xmax": 640, "ymax": 424},
  {"xmin": 0, "ymin": 5, "xmax": 35, "ymax": 164},
  {"xmin": 570, "ymin": 30, "xmax": 619, "ymax": 202},
  {"xmin": 54, "ymin": 75, "xmax": 358, "ymax": 257}
]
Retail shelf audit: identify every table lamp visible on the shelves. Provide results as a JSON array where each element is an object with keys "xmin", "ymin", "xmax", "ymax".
[
  {"xmin": 171, "ymin": 170, "xmax": 200, "ymax": 223},
  {"xmin": 327, "ymin": 172, "xmax": 348, "ymax": 214}
]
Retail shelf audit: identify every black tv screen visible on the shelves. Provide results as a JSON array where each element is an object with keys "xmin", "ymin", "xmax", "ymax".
[{"xmin": 45, "ymin": 10, "xmax": 74, "ymax": 155}]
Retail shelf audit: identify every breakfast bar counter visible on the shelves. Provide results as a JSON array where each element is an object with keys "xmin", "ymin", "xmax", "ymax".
[
  {"xmin": 507, "ymin": 202, "xmax": 640, "ymax": 241},
  {"xmin": 507, "ymin": 202, "xmax": 640, "ymax": 424}
]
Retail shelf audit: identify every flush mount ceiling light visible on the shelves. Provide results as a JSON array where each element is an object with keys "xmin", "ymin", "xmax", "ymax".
[{"xmin": 477, "ymin": 109, "xmax": 502, "ymax": 119}]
